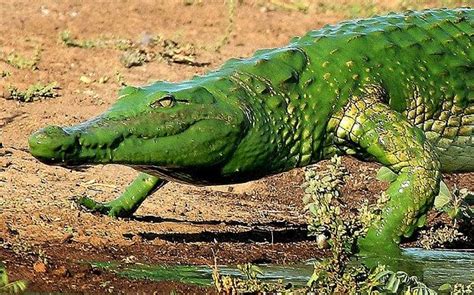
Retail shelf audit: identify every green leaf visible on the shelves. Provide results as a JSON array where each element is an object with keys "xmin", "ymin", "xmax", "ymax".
[
  {"xmin": 434, "ymin": 181, "xmax": 451, "ymax": 210},
  {"xmin": 434, "ymin": 194, "xmax": 450, "ymax": 210},
  {"xmin": 447, "ymin": 208, "xmax": 459, "ymax": 219},
  {"xmin": 416, "ymin": 214, "xmax": 427, "ymax": 228},
  {"xmin": 251, "ymin": 265, "xmax": 264, "ymax": 277},
  {"xmin": 385, "ymin": 273, "xmax": 400, "ymax": 292},
  {"xmin": 438, "ymin": 283, "xmax": 452, "ymax": 293},
  {"xmin": 0, "ymin": 267, "xmax": 8, "ymax": 286},
  {"xmin": 0, "ymin": 280, "xmax": 27, "ymax": 293},
  {"xmin": 372, "ymin": 270, "xmax": 393, "ymax": 282},
  {"xmin": 376, "ymin": 167, "xmax": 397, "ymax": 182},
  {"xmin": 439, "ymin": 181, "xmax": 451, "ymax": 198}
]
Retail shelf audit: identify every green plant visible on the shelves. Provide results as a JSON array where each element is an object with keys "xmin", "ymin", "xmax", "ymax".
[
  {"xmin": 159, "ymin": 39, "xmax": 205, "ymax": 66},
  {"xmin": 434, "ymin": 185, "xmax": 473, "ymax": 221},
  {"xmin": 212, "ymin": 259, "xmax": 288, "ymax": 293},
  {"xmin": 4, "ymin": 82, "xmax": 60, "ymax": 102},
  {"xmin": 415, "ymin": 186, "xmax": 473, "ymax": 249},
  {"xmin": 60, "ymin": 30, "xmax": 137, "ymax": 51},
  {"xmin": 362, "ymin": 265, "xmax": 436, "ymax": 294},
  {"xmin": 418, "ymin": 178, "xmax": 473, "ymax": 248},
  {"xmin": 60, "ymin": 30, "xmax": 207, "ymax": 68},
  {"xmin": 59, "ymin": 30, "xmax": 104, "ymax": 49},
  {"xmin": 120, "ymin": 48, "xmax": 155, "ymax": 68},
  {"xmin": 1, "ymin": 47, "xmax": 41, "ymax": 70},
  {"xmin": 214, "ymin": 0, "xmax": 236, "ymax": 52},
  {"xmin": 256, "ymin": 0, "xmax": 310, "ymax": 13},
  {"xmin": 211, "ymin": 156, "xmax": 464, "ymax": 293},
  {"xmin": 0, "ymin": 266, "xmax": 27, "ymax": 293},
  {"xmin": 438, "ymin": 282, "xmax": 474, "ymax": 294},
  {"xmin": 0, "ymin": 71, "xmax": 11, "ymax": 78},
  {"xmin": 417, "ymin": 224, "xmax": 466, "ymax": 249},
  {"xmin": 303, "ymin": 156, "xmax": 384, "ymax": 293},
  {"xmin": 236, "ymin": 263, "xmax": 263, "ymax": 280}
]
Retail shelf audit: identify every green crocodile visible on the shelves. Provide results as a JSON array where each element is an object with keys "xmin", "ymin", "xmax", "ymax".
[{"xmin": 29, "ymin": 8, "xmax": 473, "ymax": 254}]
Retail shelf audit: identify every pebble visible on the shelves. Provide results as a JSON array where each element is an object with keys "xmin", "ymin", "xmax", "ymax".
[
  {"xmin": 33, "ymin": 261, "xmax": 47, "ymax": 273},
  {"xmin": 0, "ymin": 158, "xmax": 11, "ymax": 168},
  {"xmin": 52, "ymin": 266, "xmax": 70, "ymax": 277},
  {"xmin": 61, "ymin": 233, "xmax": 74, "ymax": 244}
]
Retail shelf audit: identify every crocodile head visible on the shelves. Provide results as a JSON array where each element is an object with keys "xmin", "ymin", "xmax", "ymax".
[{"xmin": 29, "ymin": 80, "xmax": 250, "ymax": 184}]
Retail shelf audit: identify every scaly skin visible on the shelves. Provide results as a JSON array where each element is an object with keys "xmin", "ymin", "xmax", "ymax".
[{"xmin": 29, "ymin": 8, "xmax": 473, "ymax": 254}]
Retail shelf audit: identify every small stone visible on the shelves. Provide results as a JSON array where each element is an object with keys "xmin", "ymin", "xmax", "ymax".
[
  {"xmin": 131, "ymin": 235, "xmax": 142, "ymax": 243},
  {"xmin": 89, "ymin": 236, "xmax": 105, "ymax": 248},
  {"xmin": 61, "ymin": 233, "xmax": 74, "ymax": 244},
  {"xmin": 0, "ymin": 158, "xmax": 11, "ymax": 168},
  {"xmin": 40, "ymin": 6, "xmax": 50, "ymax": 16},
  {"xmin": 2, "ymin": 91, "xmax": 12, "ymax": 100},
  {"xmin": 33, "ymin": 261, "xmax": 47, "ymax": 273},
  {"xmin": 316, "ymin": 234, "xmax": 330, "ymax": 249},
  {"xmin": 76, "ymin": 228, "xmax": 86, "ymax": 237},
  {"xmin": 98, "ymin": 76, "xmax": 109, "ymax": 84},
  {"xmin": 52, "ymin": 266, "xmax": 70, "ymax": 277},
  {"xmin": 80, "ymin": 76, "xmax": 92, "ymax": 84}
]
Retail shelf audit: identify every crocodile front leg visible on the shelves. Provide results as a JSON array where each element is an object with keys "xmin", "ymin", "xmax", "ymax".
[
  {"xmin": 78, "ymin": 172, "xmax": 167, "ymax": 218},
  {"xmin": 326, "ymin": 92, "xmax": 441, "ymax": 254}
]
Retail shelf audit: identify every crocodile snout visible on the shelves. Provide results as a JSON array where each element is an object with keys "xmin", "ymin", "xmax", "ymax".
[{"xmin": 29, "ymin": 125, "xmax": 76, "ymax": 162}]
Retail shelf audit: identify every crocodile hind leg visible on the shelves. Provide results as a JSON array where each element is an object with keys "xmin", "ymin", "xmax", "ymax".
[
  {"xmin": 326, "ymin": 93, "xmax": 441, "ymax": 254},
  {"xmin": 78, "ymin": 172, "xmax": 167, "ymax": 218}
]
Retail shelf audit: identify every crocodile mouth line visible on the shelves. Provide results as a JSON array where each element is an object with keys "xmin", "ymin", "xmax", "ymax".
[
  {"xmin": 56, "ymin": 120, "xmax": 206, "ymax": 166},
  {"xmin": 58, "ymin": 116, "xmax": 240, "ymax": 168}
]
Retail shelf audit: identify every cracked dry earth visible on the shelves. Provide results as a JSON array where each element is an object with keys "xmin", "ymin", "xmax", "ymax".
[{"xmin": 0, "ymin": 0, "xmax": 472, "ymax": 293}]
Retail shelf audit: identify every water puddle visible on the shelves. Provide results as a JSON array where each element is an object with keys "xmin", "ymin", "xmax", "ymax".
[
  {"xmin": 92, "ymin": 248, "xmax": 473, "ymax": 288},
  {"xmin": 397, "ymin": 248, "xmax": 474, "ymax": 288}
]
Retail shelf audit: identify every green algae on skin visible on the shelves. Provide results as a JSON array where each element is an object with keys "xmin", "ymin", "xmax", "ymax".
[
  {"xmin": 91, "ymin": 262, "xmax": 213, "ymax": 286},
  {"xmin": 30, "ymin": 8, "xmax": 474, "ymax": 254}
]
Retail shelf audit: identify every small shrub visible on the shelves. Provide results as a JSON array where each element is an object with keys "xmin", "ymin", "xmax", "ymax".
[
  {"xmin": 0, "ymin": 266, "xmax": 27, "ymax": 294},
  {"xmin": 4, "ymin": 82, "xmax": 60, "ymax": 102},
  {"xmin": 1, "ymin": 47, "xmax": 41, "ymax": 70}
]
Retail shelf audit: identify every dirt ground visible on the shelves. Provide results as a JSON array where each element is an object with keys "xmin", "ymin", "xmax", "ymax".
[{"xmin": 0, "ymin": 1, "xmax": 472, "ymax": 293}]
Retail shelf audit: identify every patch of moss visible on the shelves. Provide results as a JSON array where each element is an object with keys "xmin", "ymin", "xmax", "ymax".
[
  {"xmin": 1, "ymin": 47, "xmax": 41, "ymax": 70},
  {"xmin": 120, "ymin": 48, "xmax": 155, "ymax": 68},
  {"xmin": 4, "ymin": 82, "xmax": 60, "ymax": 102}
]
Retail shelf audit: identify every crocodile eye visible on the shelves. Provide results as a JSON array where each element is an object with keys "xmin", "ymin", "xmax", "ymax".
[{"xmin": 150, "ymin": 95, "xmax": 175, "ymax": 108}]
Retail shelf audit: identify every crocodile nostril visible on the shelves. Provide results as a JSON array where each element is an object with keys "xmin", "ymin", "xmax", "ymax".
[
  {"xmin": 43, "ymin": 125, "xmax": 69, "ymax": 137},
  {"xmin": 29, "ymin": 125, "xmax": 67, "ymax": 146}
]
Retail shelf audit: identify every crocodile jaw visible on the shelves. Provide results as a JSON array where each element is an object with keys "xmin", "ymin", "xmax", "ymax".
[{"xmin": 30, "ymin": 113, "xmax": 246, "ymax": 169}]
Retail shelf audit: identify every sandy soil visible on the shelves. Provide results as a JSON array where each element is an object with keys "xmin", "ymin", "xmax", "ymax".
[{"xmin": 0, "ymin": 1, "xmax": 472, "ymax": 293}]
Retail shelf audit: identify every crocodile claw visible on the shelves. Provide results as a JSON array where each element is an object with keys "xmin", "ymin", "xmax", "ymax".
[{"xmin": 76, "ymin": 196, "xmax": 133, "ymax": 218}]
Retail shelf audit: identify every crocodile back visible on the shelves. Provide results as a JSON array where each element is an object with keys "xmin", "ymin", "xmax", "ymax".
[
  {"xmin": 292, "ymin": 8, "xmax": 473, "ymax": 171},
  {"xmin": 203, "ymin": 9, "xmax": 472, "ymax": 175}
]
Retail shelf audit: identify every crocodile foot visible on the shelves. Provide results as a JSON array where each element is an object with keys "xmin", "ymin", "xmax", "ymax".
[
  {"xmin": 76, "ymin": 173, "xmax": 166, "ymax": 218},
  {"xmin": 76, "ymin": 196, "xmax": 134, "ymax": 218}
]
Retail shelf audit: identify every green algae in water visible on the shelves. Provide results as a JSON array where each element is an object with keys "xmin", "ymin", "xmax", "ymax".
[
  {"xmin": 91, "ymin": 262, "xmax": 213, "ymax": 286},
  {"xmin": 91, "ymin": 249, "xmax": 474, "ymax": 288},
  {"xmin": 91, "ymin": 261, "xmax": 312, "ymax": 287}
]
